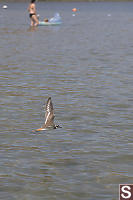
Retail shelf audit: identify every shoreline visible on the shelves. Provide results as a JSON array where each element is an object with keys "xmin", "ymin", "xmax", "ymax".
[{"xmin": 2, "ymin": 0, "xmax": 133, "ymax": 2}]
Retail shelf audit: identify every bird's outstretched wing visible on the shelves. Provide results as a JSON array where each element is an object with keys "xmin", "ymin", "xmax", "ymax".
[{"xmin": 42, "ymin": 97, "xmax": 55, "ymax": 128}]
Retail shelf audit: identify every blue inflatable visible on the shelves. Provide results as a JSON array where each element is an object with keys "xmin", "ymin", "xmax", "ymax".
[{"xmin": 39, "ymin": 13, "xmax": 62, "ymax": 26}]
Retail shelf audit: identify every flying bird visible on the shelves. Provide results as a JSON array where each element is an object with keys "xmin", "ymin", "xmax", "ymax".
[{"xmin": 34, "ymin": 97, "xmax": 61, "ymax": 131}]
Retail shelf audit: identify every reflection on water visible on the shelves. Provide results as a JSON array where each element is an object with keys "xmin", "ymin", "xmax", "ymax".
[
  {"xmin": 27, "ymin": 26, "xmax": 38, "ymax": 32},
  {"xmin": 0, "ymin": 2, "xmax": 133, "ymax": 200}
]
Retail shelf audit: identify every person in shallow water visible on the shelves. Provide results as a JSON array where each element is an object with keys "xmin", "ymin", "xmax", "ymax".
[{"xmin": 28, "ymin": 0, "xmax": 39, "ymax": 26}]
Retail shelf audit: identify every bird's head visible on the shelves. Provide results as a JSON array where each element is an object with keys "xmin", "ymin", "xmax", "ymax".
[{"xmin": 55, "ymin": 125, "xmax": 62, "ymax": 129}]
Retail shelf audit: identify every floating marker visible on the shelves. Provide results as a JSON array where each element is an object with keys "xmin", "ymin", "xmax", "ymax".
[
  {"xmin": 2, "ymin": 5, "xmax": 8, "ymax": 9},
  {"xmin": 72, "ymin": 8, "xmax": 77, "ymax": 12}
]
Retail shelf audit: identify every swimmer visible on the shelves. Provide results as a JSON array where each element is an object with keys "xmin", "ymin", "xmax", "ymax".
[
  {"xmin": 44, "ymin": 18, "xmax": 49, "ymax": 22},
  {"xmin": 28, "ymin": 0, "xmax": 39, "ymax": 26}
]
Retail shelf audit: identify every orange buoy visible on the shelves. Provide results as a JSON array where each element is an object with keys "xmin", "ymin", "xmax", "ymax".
[{"xmin": 72, "ymin": 8, "xmax": 77, "ymax": 12}]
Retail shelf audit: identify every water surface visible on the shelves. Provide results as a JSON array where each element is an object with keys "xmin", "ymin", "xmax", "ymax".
[{"xmin": 0, "ymin": 2, "xmax": 133, "ymax": 200}]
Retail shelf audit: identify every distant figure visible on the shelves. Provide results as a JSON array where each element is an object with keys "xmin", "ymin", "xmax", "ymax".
[
  {"xmin": 28, "ymin": 0, "xmax": 39, "ymax": 26},
  {"xmin": 44, "ymin": 18, "xmax": 49, "ymax": 22}
]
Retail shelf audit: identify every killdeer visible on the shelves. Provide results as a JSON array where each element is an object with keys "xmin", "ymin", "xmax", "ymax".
[{"xmin": 34, "ymin": 97, "xmax": 61, "ymax": 131}]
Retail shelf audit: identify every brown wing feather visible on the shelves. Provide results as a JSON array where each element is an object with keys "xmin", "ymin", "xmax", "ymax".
[{"xmin": 42, "ymin": 97, "xmax": 55, "ymax": 128}]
